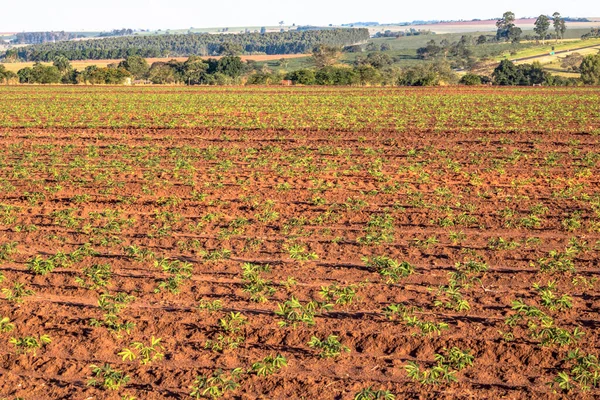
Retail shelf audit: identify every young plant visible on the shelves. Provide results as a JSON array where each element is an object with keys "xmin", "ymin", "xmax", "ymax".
[
  {"xmin": 275, "ymin": 296, "xmax": 332, "ymax": 328},
  {"xmin": 89, "ymin": 292, "xmax": 136, "ymax": 337},
  {"xmin": 204, "ymin": 312, "xmax": 247, "ymax": 352},
  {"xmin": 405, "ymin": 347, "xmax": 474, "ymax": 385},
  {"xmin": 0, "ymin": 316, "xmax": 15, "ymax": 333},
  {"xmin": 2, "ymin": 282, "xmax": 34, "ymax": 303},
  {"xmin": 10, "ymin": 334, "xmax": 51, "ymax": 356},
  {"xmin": 119, "ymin": 336, "xmax": 165, "ymax": 365},
  {"xmin": 383, "ymin": 303, "xmax": 449, "ymax": 337},
  {"xmin": 190, "ymin": 368, "xmax": 244, "ymax": 399},
  {"xmin": 362, "ymin": 256, "xmax": 414, "ymax": 283},
  {"xmin": 26, "ymin": 255, "xmax": 56, "ymax": 275},
  {"xmin": 196, "ymin": 299, "xmax": 223, "ymax": 314},
  {"xmin": 319, "ymin": 284, "xmax": 358, "ymax": 306},
  {"xmin": 307, "ymin": 335, "xmax": 350, "ymax": 358},
  {"xmin": 87, "ymin": 363, "xmax": 130, "ymax": 391},
  {"xmin": 551, "ymin": 349, "xmax": 600, "ymax": 392},
  {"xmin": 354, "ymin": 387, "xmax": 396, "ymax": 400},
  {"xmin": 250, "ymin": 354, "xmax": 288, "ymax": 376},
  {"xmin": 241, "ymin": 263, "xmax": 276, "ymax": 303},
  {"xmin": 75, "ymin": 263, "xmax": 112, "ymax": 290},
  {"xmin": 286, "ymin": 243, "xmax": 318, "ymax": 262},
  {"xmin": 357, "ymin": 213, "xmax": 395, "ymax": 245}
]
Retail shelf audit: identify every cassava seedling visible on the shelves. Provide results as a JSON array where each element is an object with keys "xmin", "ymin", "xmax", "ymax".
[{"xmin": 87, "ymin": 363, "xmax": 130, "ymax": 391}]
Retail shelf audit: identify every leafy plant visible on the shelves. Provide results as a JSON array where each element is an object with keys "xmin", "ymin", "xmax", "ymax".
[
  {"xmin": 89, "ymin": 292, "xmax": 136, "ymax": 337},
  {"xmin": 241, "ymin": 263, "xmax": 276, "ymax": 302},
  {"xmin": 0, "ymin": 316, "xmax": 15, "ymax": 333},
  {"xmin": 10, "ymin": 334, "xmax": 51, "ymax": 356},
  {"xmin": 362, "ymin": 256, "xmax": 414, "ymax": 283},
  {"xmin": 190, "ymin": 368, "xmax": 244, "ymax": 399},
  {"xmin": 275, "ymin": 296, "xmax": 332, "ymax": 328},
  {"xmin": 204, "ymin": 312, "xmax": 247, "ymax": 352},
  {"xmin": 75, "ymin": 263, "xmax": 112, "ymax": 290},
  {"xmin": 405, "ymin": 347, "xmax": 474, "ymax": 385},
  {"xmin": 357, "ymin": 213, "xmax": 395, "ymax": 245},
  {"xmin": 354, "ymin": 387, "xmax": 396, "ymax": 400},
  {"xmin": 2, "ymin": 282, "xmax": 34, "ymax": 303},
  {"xmin": 250, "ymin": 354, "xmax": 288, "ymax": 376},
  {"xmin": 383, "ymin": 303, "xmax": 449, "ymax": 337},
  {"xmin": 307, "ymin": 335, "xmax": 350, "ymax": 358},
  {"xmin": 87, "ymin": 363, "xmax": 130, "ymax": 390},
  {"xmin": 551, "ymin": 349, "xmax": 600, "ymax": 392},
  {"xmin": 119, "ymin": 336, "xmax": 165, "ymax": 365},
  {"xmin": 319, "ymin": 284, "xmax": 358, "ymax": 305}
]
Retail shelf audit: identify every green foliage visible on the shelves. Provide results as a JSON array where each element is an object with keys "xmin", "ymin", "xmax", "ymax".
[
  {"xmin": 75, "ymin": 263, "xmax": 112, "ymax": 290},
  {"xmin": 89, "ymin": 292, "xmax": 136, "ymax": 337},
  {"xmin": 357, "ymin": 213, "xmax": 395, "ymax": 245},
  {"xmin": 250, "ymin": 354, "xmax": 288, "ymax": 376},
  {"xmin": 2, "ymin": 282, "xmax": 34, "ymax": 303},
  {"xmin": 14, "ymin": 29, "xmax": 370, "ymax": 61},
  {"xmin": 190, "ymin": 368, "xmax": 243, "ymax": 399},
  {"xmin": 0, "ymin": 316, "xmax": 15, "ymax": 333},
  {"xmin": 10, "ymin": 334, "xmax": 51, "ymax": 356},
  {"xmin": 383, "ymin": 303, "xmax": 449, "ymax": 337},
  {"xmin": 87, "ymin": 363, "xmax": 130, "ymax": 390},
  {"xmin": 405, "ymin": 347, "xmax": 474, "ymax": 385},
  {"xmin": 319, "ymin": 284, "xmax": 358, "ymax": 305},
  {"xmin": 362, "ymin": 256, "xmax": 415, "ymax": 283},
  {"xmin": 354, "ymin": 387, "xmax": 396, "ymax": 400},
  {"xmin": 551, "ymin": 349, "xmax": 600, "ymax": 392},
  {"xmin": 204, "ymin": 312, "xmax": 247, "ymax": 352},
  {"xmin": 275, "ymin": 296, "xmax": 332, "ymax": 328},
  {"xmin": 308, "ymin": 335, "xmax": 350, "ymax": 358},
  {"xmin": 119, "ymin": 336, "xmax": 164, "ymax": 365},
  {"xmin": 241, "ymin": 263, "xmax": 276, "ymax": 303}
]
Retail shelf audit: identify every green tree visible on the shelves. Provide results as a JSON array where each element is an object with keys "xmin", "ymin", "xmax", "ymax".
[
  {"xmin": 29, "ymin": 62, "xmax": 62, "ymax": 84},
  {"xmin": 534, "ymin": 15, "xmax": 551, "ymax": 43},
  {"xmin": 492, "ymin": 59, "xmax": 525, "ymax": 85},
  {"xmin": 312, "ymin": 45, "xmax": 341, "ymax": 68},
  {"xmin": 17, "ymin": 67, "xmax": 33, "ymax": 83},
  {"xmin": 218, "ymin": 43, "xmax": 244, "ymax": 56},
  {"xmin": 459, "ymin": 73, "xmax": 483, "ymax": 85},
  {"xmin": 53, "ymin": 56, "xmax": 72, "ymax": 73},
  {"xmin": 360, "ymin": 52, "xmax": 392, "ymax": 69},
  {"xmin": 399, "ymin": 60, "xmax": 457, "ymax": 86},
  {"xmin": 580, "ymin": 54, "xmax": 600, "ymax": 85},
  {"xmin": 183, "ymin": 56, "xmax": 208, "ymax": 84},
  {"xmin": 553, "ymin": 12, "xmax": 567, "ymax": 41},
  {"xmin": 217, "ymin": 56, "xmax": 245, "ymax": 78},
  {"xmin": 0, "ymin": 65, "xmax": 17, "ymax": 83},
  {"xmin": 148, "ymin": 63, "xmax": 177, "ymax": 84},
  {"xmin": 118, "ymin": 55, "xmax": 149, "ymax": 79},
  {"xmin": 497, "ymin": 12, "xmax": 521, "ymax": 42},
  {"xmin": 285, "ymin": 69, "xmax": 315, "ymax": 85}
]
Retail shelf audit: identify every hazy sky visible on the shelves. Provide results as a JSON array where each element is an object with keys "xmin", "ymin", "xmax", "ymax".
[{"xmin": 2, "ymin": 0, "xmax": 598, "ymax": 32}]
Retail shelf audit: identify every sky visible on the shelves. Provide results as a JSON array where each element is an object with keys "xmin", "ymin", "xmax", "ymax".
[{"xmin": 1, "ymin": 0, "xmax": 598, "ymax": 32}]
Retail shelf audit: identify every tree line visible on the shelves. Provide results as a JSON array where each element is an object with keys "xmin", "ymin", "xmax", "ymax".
[
  {"xmin": 3, "ymin": 49, "xmax": 599, "ymax": 86},
  {"xmin": 6, "ymin": 29, "xmax": 370, "ymax": 62},
  {"xmin": 10, "ymin": 31, "xmax": 84, "ymax": 45}
]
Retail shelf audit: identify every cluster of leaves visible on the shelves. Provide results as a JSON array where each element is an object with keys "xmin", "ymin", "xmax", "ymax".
[
  {"xmin": 89, "ymin": 292, "xmax": 136, "ymax": 337},
  {"xmin": 383, "ymin": 303, "xmax": 449, "ymax": 337},
  {"xmin": 405, "ymin": 347, "xmax": 474, "ymax": 385},
  {"xmin": 275, "ymin": 296, "xmax": 332, "ymax": 328},
  {"xmin": 552, "ymin": 349, "xmax": 600, "ymax": 392},
  {"xmin": 362, "ymin": 256, "xmax": 415, "ymax": 283},
  {"xmin": 10, "ymin": 334, "xmax": 52, "ymax": 356}
]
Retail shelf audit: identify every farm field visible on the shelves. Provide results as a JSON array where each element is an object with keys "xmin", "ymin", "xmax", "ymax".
[{"xmin": 0, "ymin": 86, "xmax": 599, "ymax": 399}]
